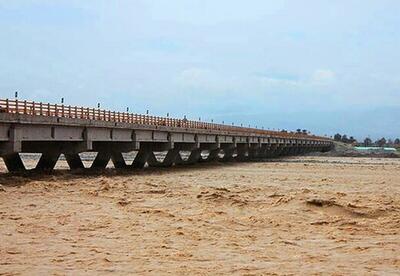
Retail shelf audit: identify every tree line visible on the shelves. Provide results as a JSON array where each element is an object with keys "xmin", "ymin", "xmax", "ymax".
[{"xmin": 333, "ymin": 133, "xmax": 400, "ymax": 147}]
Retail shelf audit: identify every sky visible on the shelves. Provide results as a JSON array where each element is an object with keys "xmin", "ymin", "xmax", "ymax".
[{"xmin": 0, "ymin": 0, "xmax": 399, "ymax": 140}]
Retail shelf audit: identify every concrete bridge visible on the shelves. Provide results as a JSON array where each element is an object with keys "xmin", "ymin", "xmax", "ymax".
[{"xmin": 0, "ymin": 99, "xmax": 333, "ymax": 172}]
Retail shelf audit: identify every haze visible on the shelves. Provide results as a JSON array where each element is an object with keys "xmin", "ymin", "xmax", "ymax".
[{"xmin": 0, "ymin": 1, "xmax": 399, "ymax": 139}]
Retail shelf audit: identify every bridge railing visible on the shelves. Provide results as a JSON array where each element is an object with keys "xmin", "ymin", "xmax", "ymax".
[{"xmin": 0, "ymin": 99, "xmax": 330, "ymax": 141}]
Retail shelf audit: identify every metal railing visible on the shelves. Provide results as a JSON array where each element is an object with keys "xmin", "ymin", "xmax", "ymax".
[{"xmin": 0, "ymin": 99, "xmax": 330, "ymax": 141}]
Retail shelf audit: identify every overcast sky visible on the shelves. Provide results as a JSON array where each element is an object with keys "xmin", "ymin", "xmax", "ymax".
[{"xmin": 0, "ymin": 1, "xmax": 399, "ymax": 139}]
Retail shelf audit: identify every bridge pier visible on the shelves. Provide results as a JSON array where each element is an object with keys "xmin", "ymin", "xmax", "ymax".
[
  {"xmin": 248, "ymin": 144, "xmax": 262, "ymax": 160},
  {"xmin": 173, "ymin": 143, "xmax": 201, "ymax": 165},
  {"xmin": 201, "ymin": 148, "xmax": 220, "ymax": 162},
  {"xmin": 220, "ymin": 145, "xmax": 235, "ymax": 162},
  {"xmin": 264, "ymin": 144, "xmax": 276, "ymax": 158},
  {"xmin": 91, "ymin": 152, "xmax": 111, "ymax": 169},
  {"xmin": 270, "ymin": 144, "xmax": 281, "ymax": 157},
  {"xmin": 260, "ymin": 144, "xmax": 272, "ymax": 159},
  {"xmin": 184, "ymin": 148, "xmax": 202, "ymax": 164},
  {"xmin": 283, "ymin": 146, "xmax": 293, "ymax": 156},
  {"xmin": 36, "ymin": 152, "xmax": 60, "ymax": 171},
  {"xmin": 111, "ymin": 152, "xmax": 127, "ymax": 169},
  {"xmin": 65, "ymin": 154, "xmax": 85, "ymax": 170},
  {"xmin": 132, "ymin": 149, "xmax": 150, "ymax": 168},
  {"xmin": 163, "ymin": 149, "xmax": 181, "ymax": 166},
  {"xmin": 2, "ymin": 153, "xmax": 25, "ymax": 172},
  {"xmin": 236, "ymin": 144, "xmax": 249, "ymax": 161},
  {"xmin": 146, "ymin": 149, "xmax": 180, "ymax": 167}
]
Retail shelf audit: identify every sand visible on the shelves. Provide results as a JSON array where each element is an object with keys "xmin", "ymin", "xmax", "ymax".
[{"xmin": 0, "ymin": 156, "xmax": 399, "ymax": 275}]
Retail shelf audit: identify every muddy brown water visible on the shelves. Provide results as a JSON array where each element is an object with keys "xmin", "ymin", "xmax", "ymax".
[{"xmin": 0, "ymin": 156, "xmax": 399, "ymax": 275}]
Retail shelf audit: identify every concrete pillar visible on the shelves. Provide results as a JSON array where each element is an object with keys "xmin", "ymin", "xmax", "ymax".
[
  {"xmin": 164, "ymin": 149, "xmax": 181, "ymax": 166},
  {"xmin": 111, "ymin": 152, "xmax": 127, "ymax": 169},
  {"xmin": 147, "ymin": 149, "xmax": 180, "ymax": 167},
  {"xmin": 291, "ymin": 147, "xmax": 299, "ymax": 155},
  {"xmin": 65, "ymin": 154, "xmax": 85, "ymax": 169},
  {"xmin": 284, "ymin": 146, "xmax": 292, "ymax": 156},
  {"xmin": 91, "ymin": 152, "xmax": 111, "ymax": 169},
  {"xmin": 200, "ymin": 148, "xmax": 220, "ymax": 162},
  {"xmin": 186, "ymin": 148, "xmax": 202, "ymax": 164},
  {"xmin": 36, "ymin": 152, "xmax": 60, "ymax": 171},
  {"xmin": 284, "ymin": 146, "xmax": 293, "ymax": 156},
  {"xmin": 264, "ymin": 144, "xmax": 276, "ymax": 158},
  {"xmin": 146, "ymin": 152, "xmax": 158, "ymax": 167},
  {"xmin": 274, "ymin": 145, "xmax": 285, "ymax": 157},
  {"xmin": 132, "ymin": 148, "xmax": 151, "ymax": 168},
  {"xmin": 221, "ymin": 147, "xmax": 235, "ymax": 162},
  {"xmin": 174, "ymin": 152, "xmax": 185, "ymax": 165},
  {"xmin": 2, "ymin": 153, "xmax": 26, "ymax": 172},
  {"xmin": 259, "ymin": 145, "xmax": 270, "ymax": 159},
  {"xmin": 235, "ymin": 145, "xmax": 248, "ymax": 162},
  {"xmin": 248, "ymin": 146, "xmax": 262, "ymax": 160}
]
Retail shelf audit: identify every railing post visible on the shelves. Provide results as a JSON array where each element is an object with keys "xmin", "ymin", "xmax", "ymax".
[
  {"xmin": 32, "ymin": 101, "xmax": 36, "ymax": 115},
  {"xmin": 5, "ymin": 98, "xmax": 9, "ymax": 113},
  {"xmin": 55, "ymin": 104, "xmax": 58, "ymax": 117},
  {"xmin": 40, "ymin": 102, "xmax": 43, "ymax": 115},
  {"xmin": 47, "ymin": 103, "xmax": 50, "ymax": 116},
  {"xmin": 24, "ymin": 100, "xmax": 27, "ymax": 114},
  {"xmin": 15, "ymin": 99, "xmax": 19, "ymax": 114}
]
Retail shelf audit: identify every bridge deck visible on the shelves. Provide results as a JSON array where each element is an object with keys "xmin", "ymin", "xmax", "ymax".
[{"xmin": 0, "ymin": 99, "xmax": 332, "ymax": 172}]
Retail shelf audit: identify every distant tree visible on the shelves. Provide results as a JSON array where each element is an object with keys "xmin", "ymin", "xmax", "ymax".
[
  {"xmin": 376, "ymin": 137, "xmax": 387, "ymax": 147},
  {"xmin": 364, "ymin": 137, "xmax": 372, "ymax": 146},
  {"xmin": 395, "ymin": 138, "xmax": 400, "ymax": 145},
  {"xmin": 296, "ymin": 129, "xmax": 302, "ymax": 133},
  {"xmin": 387, "ymin": 139, "xmax": 394, "ymax": 145},
  {"xmin": 302, "ymin": 129, "xmax": 307, "ymax": 134},
  {"xmin": 334, "ymin": 133, "xmax": 342, "ymax": 141},
  {"xmin": 349, "ymin": 136, "xmax": 357, "ymax": 144},
  {"xmin": 341, "ymin": 135, "xmax": 349, "ymax": 143}
]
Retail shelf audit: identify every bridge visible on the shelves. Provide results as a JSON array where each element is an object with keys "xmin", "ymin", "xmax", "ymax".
[{"xmin": 0, "ymin": 99, "xmax": 333, "ymax": 172}]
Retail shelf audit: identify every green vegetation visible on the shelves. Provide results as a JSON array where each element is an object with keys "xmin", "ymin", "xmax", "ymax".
[{"xmin": 333, "ymin": 133, "xmax": 400, "ymax": 148}]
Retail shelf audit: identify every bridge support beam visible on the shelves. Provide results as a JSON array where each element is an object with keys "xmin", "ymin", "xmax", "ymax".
[
  {"xmin": 210, "ymin": 149, "xmax": 221, "ymax": 162},
  {"xmin": 186, "ymin": 149, "xmax": 202, "ymax": 164},
  {"xmin": 248, "ymin": 145, "xmax": 262, "ymax": 160},
  {"xmin": 220, "ymin": 144, "xmax": 235, "ymax": 162},
  {"xmin": 111, "ymin": 152, "xmax": 127, "ymax": 169},
  {"xmin": 164, "ymin": 149, "xmax": 181, "ymax": 166},
  {"xmin": 147, "ymin": 149, "xmax": 180, "ymax": 167},
  {"xmin": 132, "ymin": 149, "xmax": 150, "ymax": 168},
  {"xmin": 91, "ymin": 152, "xmax": 111, "ymax": 169},
  {"xmin": 236, "ymin": 144, "xmax": 249, "ymax": 161},
  {"xmin": 65, "ymin": 154, "xmax": 85, "ymax": 170},
  {"xmin": 2, "ymin": 153, "xmax": 25, "ymax": 172},
  {"xmin": 36, "ymin": 153, "xmax": 60, "ymax": 171}
]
